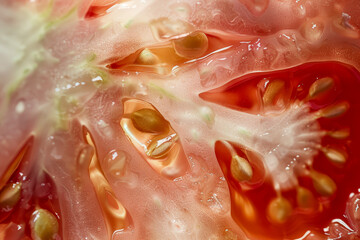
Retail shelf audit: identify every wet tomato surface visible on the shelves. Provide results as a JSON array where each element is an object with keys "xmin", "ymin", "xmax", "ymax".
[{"xmin": 1, "ymin": 0, "xmax": 360, "ymax": 240}]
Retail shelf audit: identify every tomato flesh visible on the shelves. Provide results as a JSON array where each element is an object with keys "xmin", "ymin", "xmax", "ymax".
[
  {"xmin": 2, "ymin": 0, "xmax": 360, "ymax": 239},
  {"xmin": 202, "ymin": 61, "xmax": 360, "ymax": 239}
]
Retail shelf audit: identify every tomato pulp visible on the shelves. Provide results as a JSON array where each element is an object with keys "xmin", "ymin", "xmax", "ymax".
[{"xmin": 1, "ymin": 0, "xmax": 360, "ymax": 240}]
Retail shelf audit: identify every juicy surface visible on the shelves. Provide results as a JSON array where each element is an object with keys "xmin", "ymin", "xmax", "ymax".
[{"xmin": 1, "ymin": 0, "xmax": 360, "ymax": 239}]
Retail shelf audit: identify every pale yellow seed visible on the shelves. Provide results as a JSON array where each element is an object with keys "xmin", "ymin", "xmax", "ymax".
[
  {"xmin": 309, "ymin": 77, "xmax": 334, "ymax": 98},
  {"xmin": 135, "ymin": 48, "xmax": 160, "ymax": 65},
  {"xmin": 262, "ymin": 80, "xmax": 285, "ymax": 106},
  {"xmin": 267, "ymin": 197, "xmax": 292, "ymax": 224},
  {"xmin": 230, "ymin": 155, "xmax": 253, "ymax": 182},
  {"xmin": 233, "ymin": 191, "xmax": 256, "ymax": 221},
  {"xmin": 0, "ymin": 182, "xmax": 21, "ymax": 209},
  {"xmin": 327, "ymin": 129, "xmax": 350, "ymax": 139},
  {"xmin": 30, "ymin": 209, "xmax": 59, "ymax": 240},
  {"xmin": 296, "ymin": 187, "xmax": 317, "ymax": 209},
  {"xmin": 172, "ymin": 31, "xmax": 208, "ymax": 59},
  {"xmin": 146, "ymin": 134, "xmax": 178, "ymax": 158},
  {"xmin": 322, "ymin": 147, "xmax": 347, "ymax": 164},
  {"xmin": 311, "ymin": 171, "xmax": 337, "ymax": 197},
  {"xmin": 130, "ymin": 108, "xmax": 169, "ymax": 133},
  {"xmin": 318, "ymin": 102, "xmax": 349, "ymax": 118}
]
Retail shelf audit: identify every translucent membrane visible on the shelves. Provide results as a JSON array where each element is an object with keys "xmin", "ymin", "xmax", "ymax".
[
  {"xmin": 105, "ymin": 31, "xmax": 238, "ymax": 75},
  {"xmin": 120, "ymin": 99, "xmax": 189, "ymax": 179},
  {"xmin": 84, "ymin": 129, "xmax": 132, "ymax": 236}
]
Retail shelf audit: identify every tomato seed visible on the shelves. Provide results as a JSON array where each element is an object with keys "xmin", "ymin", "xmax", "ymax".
[
  {"xmin": 266, "ymin": 197, "xmax": 292, "ymax": 224},
  {"xmin": 322, "ymin": 147, "xmax": 347, "ymax": 165},
  {"xmin": 146, "ymin": 133, "xmax": 178, "ymax": 158},
  {"xmin": 135, "ymin": 48, "xmax": 160, "ymax": 65},
  {"xmin": 30, "ymin": 209, "xmax": 59, "ymax": 240},
  {"xmin": 309, "ymin": 77, "xmax": 334, "ymax": 98},
  {"xmin": 327, "ymin": 129, "xmax": 350, "ymax": 139},
  {"xmin": 172, "ymin": 31, "xmax": 208, "ymax": 59},
  {"xmin": 318, "ymin": 102, "xmax": 349, "ymax": 118},
  {"xmin": 0, "ymin": 182, "xmax": 21, "ymax": 210},
  {"xmin": 262, "ymin": 79, "xmax": 285, "ymax": 107},
  {"xmin": 230, "ymin": 155, "xmax": 253, "ymax": 182},
  {"xmin": 296, "ymin": 187, "xmax": 317, "ymax": 210},
  {"xmin": 311, "ymin": 171, "xmax": 337, "ymax": 197},
  {"xmin": 130, "ymin": 108, "xmax": 169, "ymax": 133}
]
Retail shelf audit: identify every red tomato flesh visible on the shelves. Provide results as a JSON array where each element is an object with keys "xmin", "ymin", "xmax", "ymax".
[{"xmin": 202, "ymin": 61, "xmax": 360, "ymax": 239}]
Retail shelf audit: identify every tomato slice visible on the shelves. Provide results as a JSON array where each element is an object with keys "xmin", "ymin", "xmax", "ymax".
[{"xmin": 201, "ymin": 61, "xmax": 360, "ymax": 239}]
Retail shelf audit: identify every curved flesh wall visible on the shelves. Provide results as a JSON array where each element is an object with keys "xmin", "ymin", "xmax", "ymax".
[{"xmin": 1, "ymin": 0, "xmax": 360, "ymax": 239}]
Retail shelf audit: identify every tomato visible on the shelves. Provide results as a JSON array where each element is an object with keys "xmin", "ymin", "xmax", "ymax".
[{"xmin": 1, "ymin": 0, "xmax": 360, "ymax": 240}]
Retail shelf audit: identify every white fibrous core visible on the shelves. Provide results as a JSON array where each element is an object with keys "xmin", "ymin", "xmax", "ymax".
[{"xmin": 253, "ymin": 104, "xmax": 321, "ymax": 189}]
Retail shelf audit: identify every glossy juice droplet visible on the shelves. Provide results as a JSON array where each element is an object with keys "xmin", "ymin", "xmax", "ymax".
[{"xmin": 105, "ymin": 150, "xmax": 128, "ymax": 178}]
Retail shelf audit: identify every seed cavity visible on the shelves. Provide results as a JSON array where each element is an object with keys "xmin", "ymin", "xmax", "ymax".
[
  {"xmin": 267, "ymin": 197, "xmax": 292, "ymax": 224},
  {"xmin": 309, "ymin": 77, "xmax": 334, "ymax": 98},
  {"xmin": 230, "ymin": 155, "xmax": 253, "ymax": 182},
  {"xmin": 318, "ymin": 102, "xmax": 349, "ymax": 118},
  {"xmin": 0, "ymin": 142, "xmax": 29, "ymax": 191},
  {"xmin": 85, "ymin": 130, "xmax": 131, "ymax": 233},
  {"xmin": 30, "ymin": 209, "xmax": 59, "ymax": 240},
  {"xmin": 146, "ymin": 133, "xmax": 178, "ymax": 158},
  {"xmin": 296, "ymin": 187, "xmax": 317, "ymax": 210},
  {"xmin": 0, "ymin": 182, "xmax": 21, "ymax": 210},
  {"xmin": 262, "ymin": 79, "xmax": 285, "ymax": 106},
  {"xmin": 322, "ymin": 147, "xmax": 347, "ymax": 165},
  {"xmin": 130, "ymin": 108, "xmax": 169, "ymax": 133},
  {"xmin": 172, "ymin": 31, "xmax": 208, "ymax": 59},
  {"xmin": 135, "ymin": 48, "xmax": 160, "ymax": 65},
  {"xmin": 311, "ymin": 171, "xmax": 337, "ymax": 197}
]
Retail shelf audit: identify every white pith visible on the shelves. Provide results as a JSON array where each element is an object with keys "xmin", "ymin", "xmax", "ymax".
[{"xmin": 253, "ymin": 104, "xmax": 321, "ymax": 190}]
